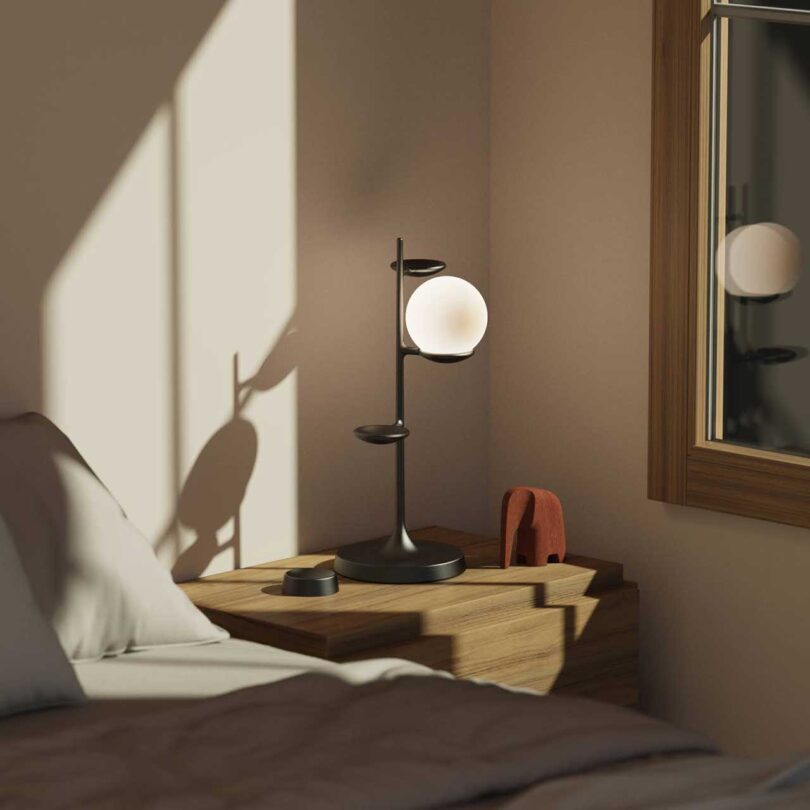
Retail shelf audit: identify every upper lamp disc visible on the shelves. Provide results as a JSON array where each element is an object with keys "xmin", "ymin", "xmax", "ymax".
[{"xmin": 390, "ymin": 259, "xmax": 446, "ymax": 277}]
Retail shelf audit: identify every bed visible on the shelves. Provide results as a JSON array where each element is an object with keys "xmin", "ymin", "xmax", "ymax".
[
  {"xmin": 1, "ymin": 638, "xmax": 808, "ymax": 809},
  {"xmin": 0, "ymin": 414, "xmax": 808, "ymax": 808}
]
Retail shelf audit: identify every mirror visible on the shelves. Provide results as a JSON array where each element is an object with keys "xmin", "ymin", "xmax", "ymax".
[{"xmin": 707, "ymin": 10, "xmax": 810, "ymax": 457}]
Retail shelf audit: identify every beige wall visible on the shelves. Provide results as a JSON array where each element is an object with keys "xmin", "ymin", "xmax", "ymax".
[
  {"xmin": 490, "ymin": 0, "xmax": 810, "ymax": 756},
  {"xmin": 0, "ymin": 0, "xmax": 489, "ymax": 579}
]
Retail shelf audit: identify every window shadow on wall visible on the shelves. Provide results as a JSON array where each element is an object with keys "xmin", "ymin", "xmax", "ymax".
[{"xmin": 0, "ymin": 0, "xmax": 227, "ymax": 413}]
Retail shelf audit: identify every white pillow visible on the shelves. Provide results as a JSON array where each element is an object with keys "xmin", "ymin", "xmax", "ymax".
[
  {"xmin": 0, "ymin": 513, "xmax": 85, "ymax": 717},
  {"xmin": 0, "ymin": 414, "xmax": 227, "ymax": 662}
]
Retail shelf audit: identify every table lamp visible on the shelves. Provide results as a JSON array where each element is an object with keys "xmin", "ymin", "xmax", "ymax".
[{"xmin": 334, "ymin": 237, "xmax": 487, "ymax": 583}]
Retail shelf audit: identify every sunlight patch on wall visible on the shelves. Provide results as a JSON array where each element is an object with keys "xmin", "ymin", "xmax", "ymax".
[
  {"xmin": 44, "ymin": 0, "xmax": 297, "ymax": 577},
  {"xmin": 43, "ymin": 106, "xmax": 175, "ymax": 548}
]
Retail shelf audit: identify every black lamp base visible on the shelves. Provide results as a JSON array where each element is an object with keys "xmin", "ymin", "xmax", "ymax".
[{"xmin": 334, "ymin": 536, "xmax": 466, "ymax": 583}]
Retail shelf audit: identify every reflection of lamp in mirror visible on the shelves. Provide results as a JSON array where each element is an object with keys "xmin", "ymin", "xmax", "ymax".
[
  {"xmin": 719, "ymin": 222, "xmax": 801, "ymax": 299},
  {"xmin": 719, "ymin": 222, "xmax": 804, "ymax": 367},
  {"xmin": 334, "ymin": 237, "xmax": 487, "ymax": 584}
]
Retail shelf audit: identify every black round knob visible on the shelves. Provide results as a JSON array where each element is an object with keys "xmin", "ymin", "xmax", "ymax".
[{"xmin": 282, "ymin": 567, "xmax": 339, "ymax": 597}]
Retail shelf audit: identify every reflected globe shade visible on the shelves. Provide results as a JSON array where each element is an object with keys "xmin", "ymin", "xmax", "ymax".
[
  {"xmin": 719, "ymin": 222, "xmax": 801, "ymax": 298},
  {"xmin": 405, "ymin": 276, "xmax": 488, "ymax": 356}
]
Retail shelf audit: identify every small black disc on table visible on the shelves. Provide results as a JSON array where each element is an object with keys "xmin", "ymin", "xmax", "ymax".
[{"xmin": 282, "ymin": 567, "xmax": 339, "ymax": 597}]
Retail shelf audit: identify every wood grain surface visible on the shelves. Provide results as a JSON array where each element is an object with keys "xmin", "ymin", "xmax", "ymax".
[{"xmin": 181, "ymin": 527, "xmax": 639, "ymax": 706}]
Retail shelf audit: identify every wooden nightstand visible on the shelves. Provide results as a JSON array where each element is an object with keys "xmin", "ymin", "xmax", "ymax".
[{"xmin": 180, "ymin": 527, "xmax": 639, "ymax": 706}]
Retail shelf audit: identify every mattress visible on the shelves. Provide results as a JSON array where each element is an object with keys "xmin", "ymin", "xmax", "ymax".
[{"xmin": 74, "ymin": 637, "xmax": 435, "ymax": 699}]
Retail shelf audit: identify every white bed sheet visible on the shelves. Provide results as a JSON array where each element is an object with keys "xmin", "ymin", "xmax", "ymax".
[{"xmin": 74, "ymin": 638, "xmax": 435, "ymax": 699}]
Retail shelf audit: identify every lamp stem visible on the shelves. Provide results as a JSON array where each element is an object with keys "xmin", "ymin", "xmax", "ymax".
[
  {"xmin": 390, "ymin": 237, "xmax": 416, "ymax": 554},
  {"xmin": 396, "ymin": 236, "xmax": 405, "ymax": 425}
]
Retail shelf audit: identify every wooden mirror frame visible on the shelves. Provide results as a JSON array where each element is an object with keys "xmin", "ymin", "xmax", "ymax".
[{"xmin": 648, "ymin": 0, "xmax": 810, "ymax": 528}]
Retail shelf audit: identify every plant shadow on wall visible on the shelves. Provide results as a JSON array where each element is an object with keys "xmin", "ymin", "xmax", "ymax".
[{"xmin": 159, "ymin": 319, "xmax": 299, "ymax": 582}]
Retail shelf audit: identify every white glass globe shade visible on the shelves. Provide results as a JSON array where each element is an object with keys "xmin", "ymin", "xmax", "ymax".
[
  {"xmin": 719, "ymin": 222, "xmax": 801, "ymax": 297},
  {"xmin": 405, "ymin": 276, "xmax": 488, "ymax": 356}
]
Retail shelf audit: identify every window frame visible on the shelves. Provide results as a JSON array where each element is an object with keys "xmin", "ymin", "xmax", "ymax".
[{"xmin": 649, "ymin": 0, "xmax": 810, "ymax": 527}]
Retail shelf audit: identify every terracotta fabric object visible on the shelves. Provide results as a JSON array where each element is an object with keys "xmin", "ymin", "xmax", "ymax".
[{"xmin": 500, "ymin": 487, "xmax": 566, "ymax": 568}]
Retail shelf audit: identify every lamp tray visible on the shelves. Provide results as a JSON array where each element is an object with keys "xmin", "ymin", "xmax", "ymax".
[
  {"xmin": 419, "ymin": 350, "xmax": 474, "ymax": 364},
  {"xmin": 354, "ymin": 424, "xmax": 410, "ymax": 444}
]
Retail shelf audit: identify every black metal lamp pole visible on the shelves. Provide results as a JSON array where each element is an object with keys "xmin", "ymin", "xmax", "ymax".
[
  {"xmin": 333, "ymin": 237, "xmax": 471, "ymax": 583},
  {"xmin": 394, "ymin": 236, "xmax": 411, "ymax": 553}
]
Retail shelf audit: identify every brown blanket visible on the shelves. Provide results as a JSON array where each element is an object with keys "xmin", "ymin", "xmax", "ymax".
[{"xmin": 0, "ymin": 673, "xmax": 711, "ymax": 809}]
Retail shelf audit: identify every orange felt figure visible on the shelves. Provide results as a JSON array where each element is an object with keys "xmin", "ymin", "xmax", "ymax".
[{"xmin": 500, "ymin": 487, "xmax": 566, "ymax": 568}]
